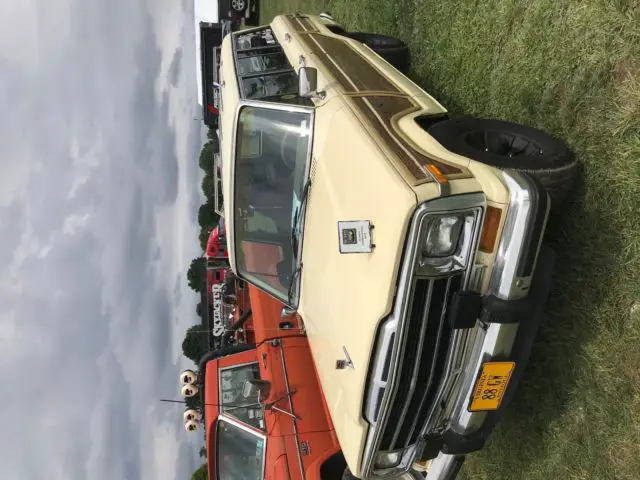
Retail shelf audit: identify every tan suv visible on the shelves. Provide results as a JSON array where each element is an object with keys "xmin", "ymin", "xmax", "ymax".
[{"xmin": 216, "ymin": 12, "xmax": 576, "ymax": 480}]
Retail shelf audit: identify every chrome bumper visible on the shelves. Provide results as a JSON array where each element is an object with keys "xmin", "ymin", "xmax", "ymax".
[{"xmin": 441, "ymin": 170, "xmax": 550, "ymax": 436}]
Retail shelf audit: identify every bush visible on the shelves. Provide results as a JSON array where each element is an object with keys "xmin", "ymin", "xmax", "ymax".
[
  {"xmin": 187, "ymin": 257, "xmax": 207, "ymax": 292},
  {"xmin": 198, "ymin": 203, "xmax": 219, "ymax": 230},
  {"xmin": 199, "ymin": 228, "xmax": 211, "ymax": 252},
  {"xmin": 191, "ymin": 463, "xmax": 208, "ymax": 480},
  {"xmin": 198, "ymin": 141, "xmax": 214, "ymax": 172},
  {"xmin": 182, "ymin": 325, "xmax": 209, "ymax": 364},
  {"xmin": 201, "ymin": 174, "xmax": 214, "ymax": 201}
]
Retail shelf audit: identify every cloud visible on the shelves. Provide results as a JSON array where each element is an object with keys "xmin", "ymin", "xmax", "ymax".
[
  {"xmin": 0, "ymin": 0, "xmax": 206, "ymax": 478},
  {"xmin": 168, "ymin": 48, "xmax": 184, "ymax": 87}
]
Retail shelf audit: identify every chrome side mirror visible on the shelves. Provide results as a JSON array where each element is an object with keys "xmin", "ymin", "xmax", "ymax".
[
  {"xmin": 280, "ymin": 306, "xmax": 296, "ymax": 318},
  {"xmin": 298, "ymin": 66, "xmax": 318, "ymax": 98}
]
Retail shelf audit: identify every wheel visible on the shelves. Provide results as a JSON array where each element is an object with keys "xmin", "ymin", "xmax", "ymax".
[
  {"xmin": 428, "ymin": 118, "xmax": 577, "ymax": 208},
  {"xmin": 231, "ymin": 0, "xmax": 246, "ymax": 13},
  {"xmin": 341, "ymin": 468, "xmax": 423, "ymax": 480},
  {"xmin": 345, "ymin": 32, "xmax": 410, "ymax": 74}
]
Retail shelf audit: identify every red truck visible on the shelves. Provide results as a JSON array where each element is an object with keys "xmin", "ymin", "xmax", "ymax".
[
  {"xmin": 203, "ymin": 217, "xmax": 256, "ymax": 346},
  {"xmin": 183, "ymin": 285, "xmax": 352, "ymax": 479}
]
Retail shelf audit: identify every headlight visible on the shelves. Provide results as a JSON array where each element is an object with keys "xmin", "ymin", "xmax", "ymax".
[
  {"xmin": 417, "ymin": 211, "xmax": 479, "ymax": 275},
  {"xmin": 374, "ymin": 451, "xmax": 402, "ymax": 469},
  {"xmin": 423, "ymin": 215, "xmax": 464, "ymax": 257}
]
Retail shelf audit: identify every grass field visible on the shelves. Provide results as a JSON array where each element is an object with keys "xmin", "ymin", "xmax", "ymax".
[{"xmin": 259, "ymin": 1, "xmax": 640, "ymax": 479}]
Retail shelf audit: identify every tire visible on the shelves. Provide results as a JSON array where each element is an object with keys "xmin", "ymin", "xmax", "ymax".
[
  {"xmin": 428, "ymin": 118, "xmax": 577, "ymax": 208},
  {"xmin": 341, "ymin": 468, "xmax": 423, "ymax": 480},
  {"xmin": 345, "ymin": 32, "xmax": 411, "ymax": 75},
  {"xmin": 231, "ymin": 0, "xmax": 246, "ymax": 13}
]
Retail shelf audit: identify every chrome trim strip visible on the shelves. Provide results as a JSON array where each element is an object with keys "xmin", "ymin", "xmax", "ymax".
[
  {"xmin": 404, "ymin": 276, "xmax": 453, "ymax": 442},
  {"xmin": 213, "ymin": 150, "xmax": 224, "ymax": 218},
  {"xmin": 360, "ymin": 193, "xmax": 486, "ymax": 479},
  {"xmin": 426, "ymin": 452, "xmax": 462, "ymax": 479},
  {"xmin": 420, "ymin": 327, "xmax": 479, "ymax": 434},
  {"xmin": 364, "ymin": 320, "xmax": 395, "ymax": 423},
  {"xmin": 488, "ymin": 170, "xmax": 549, "ymax": 300},
  {"xmin": 389, "ymin": 279, "xmax": 435, "ymax": 449}
]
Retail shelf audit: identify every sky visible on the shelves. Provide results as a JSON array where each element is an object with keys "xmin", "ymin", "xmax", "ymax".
[{"xmin": 0, "ymin": 0, "xmax": 207, "ymax": 478}]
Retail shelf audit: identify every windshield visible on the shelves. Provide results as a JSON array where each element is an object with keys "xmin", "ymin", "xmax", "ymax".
[
  {"xmin": 233, "ymin": 105, "xmax": 312, "ymax": 304},
  {"xmin": 216, "ymin": 418, "xmax": 265, "ymax": 480}
]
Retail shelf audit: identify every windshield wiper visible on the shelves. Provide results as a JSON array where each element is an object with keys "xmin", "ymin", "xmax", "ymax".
[
  {"xmin": 287, "ymin": 263, "xmax": 302, "ymax": 308},
  {"xmin": 288, "ymin": 178, "xmax": 312, "ymax": 306},
  {"xmin": 290, "ymin": 178, "xmax": 312, "ymax": 262}
]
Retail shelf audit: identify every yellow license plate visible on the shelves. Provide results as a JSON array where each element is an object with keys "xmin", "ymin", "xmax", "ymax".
[{"xmin": 468, "ymin": 361, "xmax": 516, "ymax": 412}]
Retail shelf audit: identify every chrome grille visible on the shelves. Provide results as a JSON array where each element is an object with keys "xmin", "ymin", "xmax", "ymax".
[{"xmin": 379, "ymin": 274, "xmax": 461, "ymax": 451}]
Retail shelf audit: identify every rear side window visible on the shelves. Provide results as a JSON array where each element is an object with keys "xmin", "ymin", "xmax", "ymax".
[{"xmin": 233, "ymin": 28, "xmax": 311, "ymax": 105}]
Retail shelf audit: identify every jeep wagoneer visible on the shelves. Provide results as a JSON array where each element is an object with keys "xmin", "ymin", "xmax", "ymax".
[{"xmin": 215, "ymin": 12, "xmax": 576, "ymax": 480}]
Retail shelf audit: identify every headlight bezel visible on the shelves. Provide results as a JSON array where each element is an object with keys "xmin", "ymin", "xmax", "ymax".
[{"xmin": 416, "ymin": 208, "xmax": 482, "ymax": 276}]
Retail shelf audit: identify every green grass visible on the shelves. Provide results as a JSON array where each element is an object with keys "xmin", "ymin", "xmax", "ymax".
[{"xmin": 260, "ymin": 1, "xmax": 640, "ymax": 479}]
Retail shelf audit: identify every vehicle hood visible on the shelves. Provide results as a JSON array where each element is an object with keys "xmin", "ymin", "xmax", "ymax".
[{"xmin": 297, "ymin": 105, "xmax": 418, "ymax": 472}]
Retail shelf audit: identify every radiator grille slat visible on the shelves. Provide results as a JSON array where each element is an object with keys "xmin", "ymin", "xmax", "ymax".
[{"xmin": 379, "ymin": 275, "xmax": 462, "ymax": 451}]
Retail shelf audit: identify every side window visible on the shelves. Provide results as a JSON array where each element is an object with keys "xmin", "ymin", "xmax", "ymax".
[
  {"xmin": 219, "ymin": 363, "xmax": 265, "ymax": 430},
  {"xmin": 233, "ymin": 28, "xmax": 312, "ymax": 106}
]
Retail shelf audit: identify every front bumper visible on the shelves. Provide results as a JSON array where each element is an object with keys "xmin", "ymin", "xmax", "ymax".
[
  {"xmin": 360, "ymin": 171, "xmax": 553, "ymax": 479},
  {"xmin": 432, "ymin": 171, "xmax": 553, "ymax": 451},
  {"xmin": 425, "ymin": 244, "xmax": 556, "ymax": 461}
]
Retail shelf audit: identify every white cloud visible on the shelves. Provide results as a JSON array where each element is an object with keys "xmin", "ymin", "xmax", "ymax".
[{"xmin": 0, "ymin": 0, "xmax": 205, "ymax": 478}]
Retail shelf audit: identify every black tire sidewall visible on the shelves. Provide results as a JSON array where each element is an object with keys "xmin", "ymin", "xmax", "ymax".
[
  {"xmin": 346, "ymin": 32, "xmax": 406, "ymax": 49},
  {"xmin": 428, "ymin": 118, "xmax": 578, "ymax": 207},
  {"xmin": 232, "ymin": 0, "xmax": 246, "ymax": 13},
  {"xmin": 345, "ymin": 32, "xmax": 411, "ymax": 74},
  {"xmin": 428, "ymin": 118, "xmax": 572, "ymax": 171}
]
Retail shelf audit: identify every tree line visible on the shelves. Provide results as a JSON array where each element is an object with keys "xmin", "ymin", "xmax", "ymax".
[
  {"xmin": 183, "ymin": 128, "xmax": 220, "ymax": 367},
  {"xmin": 184, "ymin": 130, "xmax": 221, "ymax": 480}
]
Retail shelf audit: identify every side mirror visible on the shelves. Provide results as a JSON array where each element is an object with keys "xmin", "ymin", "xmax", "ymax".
[
  {"xmin": 280, "ymin": 306, "xmax": 296, "ymax": 318},
  {"xmin": 298, "ymin": 66, "xmax": 318, "ymax": 98},
  {"xmin": 242, "ymin": 379, "xmax": 272, "ymax": 401}
]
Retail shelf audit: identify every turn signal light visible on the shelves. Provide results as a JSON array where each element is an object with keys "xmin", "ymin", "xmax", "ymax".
[
  {"xmin": 479, "ymin": 206, "xmax": 502, "ymax": 253},
  {"xmin": 426, "ymin": 164, "xmax": 449, "ymax": 185}
]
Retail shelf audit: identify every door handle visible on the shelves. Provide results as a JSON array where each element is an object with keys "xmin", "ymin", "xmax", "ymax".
[{"xmin": 261, "ymin": 352, "xmax": 267, "ymax": 368}]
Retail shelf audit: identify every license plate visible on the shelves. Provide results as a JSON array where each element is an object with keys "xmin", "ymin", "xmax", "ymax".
[{"xmin": 468, "ymin": 361, "xmax": 516, "ymax": 412}]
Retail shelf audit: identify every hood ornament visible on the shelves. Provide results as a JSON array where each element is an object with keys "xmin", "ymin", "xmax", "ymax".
[{"xmin": 336, "ymin": 346, "xmax": 354, "ymax": 370}]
